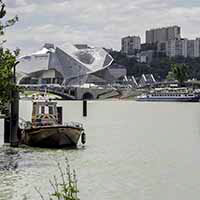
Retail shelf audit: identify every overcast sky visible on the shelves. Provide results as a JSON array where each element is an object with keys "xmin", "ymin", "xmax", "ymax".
[{"xmin": 3, "ymin": 0, "xmax": 200, "ymax": 55}]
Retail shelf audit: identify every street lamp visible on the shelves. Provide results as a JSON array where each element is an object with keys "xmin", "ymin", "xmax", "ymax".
[{"xmin": 13, "ymin": 61, "xmax": 20, "ymax": 84}]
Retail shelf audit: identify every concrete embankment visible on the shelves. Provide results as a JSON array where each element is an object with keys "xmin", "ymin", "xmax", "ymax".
[{"xmin": 112, "ymin": 88, "xmax": 144, "ymax": 100}]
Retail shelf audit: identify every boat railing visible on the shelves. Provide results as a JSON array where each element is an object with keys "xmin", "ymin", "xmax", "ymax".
[
  {"xmin": 19, "ymin": 118, "xmax": 32, "ymax": 129},
  {"xmin": 64, "ymin": 121, "xmax": 84, "ymax": 129},
  {"xmin": 32, "ymin": 121, "xmax": 55, "ymax": 127}
]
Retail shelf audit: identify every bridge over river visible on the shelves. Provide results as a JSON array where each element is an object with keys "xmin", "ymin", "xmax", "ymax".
[{"xmin": 20, "ymin": 86, "xmax": 120, "ymax": 100}]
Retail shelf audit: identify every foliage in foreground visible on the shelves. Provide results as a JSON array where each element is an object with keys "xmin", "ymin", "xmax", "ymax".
[
  {"xmin": 0, "ymin": 0, "xmax": 19, "ymax": 112},
  {"xmin": 35, "ymin": 158, "xmax": 80, "ymax": 200},
  {"xmin": 0, "ymin": 49, "xmax": 19, "ymax": 110}
]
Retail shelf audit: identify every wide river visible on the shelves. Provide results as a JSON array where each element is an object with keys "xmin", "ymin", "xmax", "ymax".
[{"xmin": 1, "ymin": 100, "xmax": 200, "ymax": 200}]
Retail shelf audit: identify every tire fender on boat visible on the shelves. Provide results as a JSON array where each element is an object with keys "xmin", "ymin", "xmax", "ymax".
[{"xmin": 81, "ymin": 132, "xmax": 86, "ymax": 144}]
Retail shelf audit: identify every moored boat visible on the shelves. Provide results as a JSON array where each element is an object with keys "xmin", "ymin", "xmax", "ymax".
[
  {"xmin": 19, "ymin": 95, "xmax": 86, "ymax": 148},
  {"xmin": 136, "ymin": 88, "xmax": 200, "ymax": 102}
]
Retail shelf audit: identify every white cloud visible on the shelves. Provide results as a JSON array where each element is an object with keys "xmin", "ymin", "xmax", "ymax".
[{"xmin": 2, "ymin": 0, "xmax": 200, "ymax": 54}]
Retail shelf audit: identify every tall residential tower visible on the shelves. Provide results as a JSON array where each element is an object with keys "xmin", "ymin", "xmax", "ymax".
[
  {"xmin": 121, "ymin": 36, "xmax": 141, "ymax": 55},
  {"xmin": 146, "ymin": 26, "xmax": 181, "ymax": 44}
]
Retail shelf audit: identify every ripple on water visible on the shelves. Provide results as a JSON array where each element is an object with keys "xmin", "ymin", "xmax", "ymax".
[{"xmin": 1, "ymin": 101, "xmax": 200, "ymax": 200}]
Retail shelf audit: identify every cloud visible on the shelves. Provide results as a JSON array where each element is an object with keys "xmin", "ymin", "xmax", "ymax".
[
  {"xmin": 5, "ymin": 0, "xmax": 17, "ymax": 8},
  {"xmin": 3, "ymin": 0, "xmax": 200, "ymax": 54}
]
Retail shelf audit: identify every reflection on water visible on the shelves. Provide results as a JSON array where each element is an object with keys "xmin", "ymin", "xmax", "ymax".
[
  {"xmin": 0, "ymin": 148, "xmax": 19, "ymax": 171},
  {"xmin": 1, "ymin": 101, "xmax": 200, "ymax": 200},
  {"xmin": 0, "ymin": 147, "xmax": 20, "ymax": 200}
]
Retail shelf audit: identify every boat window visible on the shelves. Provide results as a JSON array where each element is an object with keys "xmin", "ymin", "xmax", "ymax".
[
  {"xmin": 49, "ymin": 106, "xmax": 54, "ymax": 115},
  {"xmin": 35, "ymin": 118, "xmax": 41, "ymax": 123},
  {"xmin": 41, "ymin": 106, "xmax": 45, "ymax": 114}
]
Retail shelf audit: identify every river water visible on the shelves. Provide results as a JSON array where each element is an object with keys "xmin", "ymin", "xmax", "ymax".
[{"xmin": 1, "ymin": 100, "xmax": 200, "ymax": 200}]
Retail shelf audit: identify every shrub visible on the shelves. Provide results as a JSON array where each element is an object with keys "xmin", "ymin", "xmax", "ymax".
[{"xmin": 35, "ymin": 158, "xmax": 79, "ymax": 200}]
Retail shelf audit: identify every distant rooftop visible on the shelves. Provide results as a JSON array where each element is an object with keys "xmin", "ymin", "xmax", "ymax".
[
  {"xmin": 147, "ymin": 25, "xmax": 180, "ymax": 31},
  {"xmin": 74, "ymin": 44, "xmax": 90, "ymax": 50}
]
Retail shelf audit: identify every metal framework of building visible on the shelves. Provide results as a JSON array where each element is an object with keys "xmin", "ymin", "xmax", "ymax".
[{"xmin": 16, "ymin": 43, "xmax": 125, "ymax": 86}]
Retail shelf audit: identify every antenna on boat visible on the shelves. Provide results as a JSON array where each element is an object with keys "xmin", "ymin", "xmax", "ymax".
[{"xmin": 44, "ymin": 86, "xmax": 49, "ymax": 102}]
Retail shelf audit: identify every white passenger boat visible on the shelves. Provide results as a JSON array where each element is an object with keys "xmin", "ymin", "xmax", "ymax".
[{"xmin": 136, "ymin": 88, "xmax": 200, "ymax": 102}]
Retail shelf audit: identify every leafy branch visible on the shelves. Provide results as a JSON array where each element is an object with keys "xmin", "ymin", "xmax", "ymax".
[{"xmin": 0, "ymin": 0, "xmax": 19, "ymax": 113}]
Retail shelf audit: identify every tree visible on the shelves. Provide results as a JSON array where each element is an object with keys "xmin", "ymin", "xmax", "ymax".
[
  {"xmin": 170, "ymin": 63, "xmax": 188, "ymax": 86},
  {"xmin": 166, "ymin": 71, "xmax": 175, "ymax": 81},
  {"xmin": 0, "ymin": 0, "xmax": 19, "ymax": 112}
]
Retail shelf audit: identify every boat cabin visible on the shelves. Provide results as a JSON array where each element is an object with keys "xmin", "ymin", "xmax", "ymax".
[{"xmin": 32, "ymin": 100, "xmax": 59, "ymax": 127}]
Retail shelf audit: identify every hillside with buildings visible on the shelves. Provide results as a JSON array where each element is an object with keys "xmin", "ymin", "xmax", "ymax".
[
  {"xmin": 111, "ymin": 51, "xmax": 200, "ymax": 81},
  {"xmin": 119, "ymin": 25, "xmax": 200, "ymax": 81},
  {"xmin": 121, "ymin": 25, "xmax": 200, "ymax": 60}
]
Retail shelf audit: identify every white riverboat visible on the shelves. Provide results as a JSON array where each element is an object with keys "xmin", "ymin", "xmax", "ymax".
[{"xmin": 136, "ymin": 88, "xmax": 200, "ymax": 102}]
